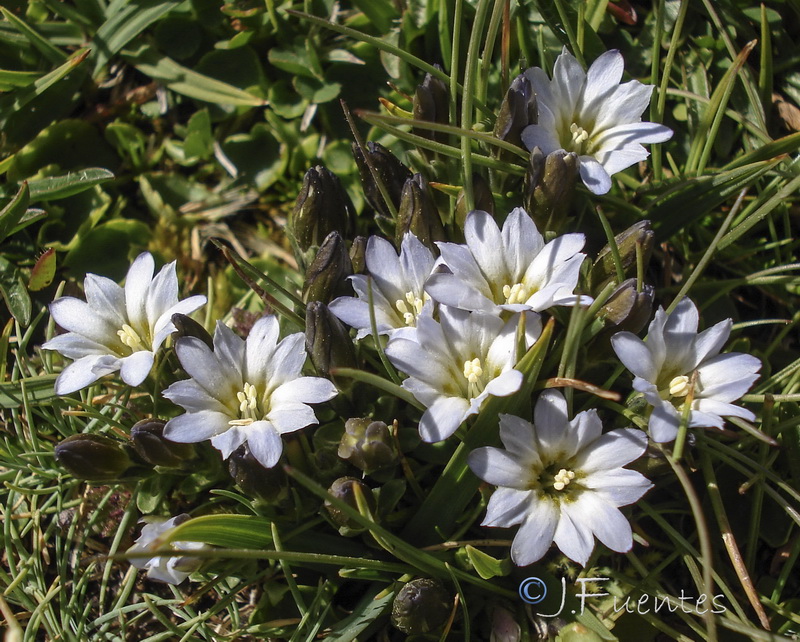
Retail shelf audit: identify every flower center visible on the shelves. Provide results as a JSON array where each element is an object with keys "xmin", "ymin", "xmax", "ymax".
[
  {"xmin": 552, "ymin": 468, "xmax": 575, "ymax": 491},
  {"xmin": 668, "ymin": 375, "xmax": 691, "ymax": 398},
  {"xmin": 117, "ymin": 324, "xmax": 144, "ymax": 350},
  {"xmin": 462, "ymin": 357, "xmax": 487, "ymax": 399},
  {"xmin": 395, "ymin": 291, "xmax": 428, "ymax": 326},
  {"xmin": 567, "ymin": 122, "xmax": 590, "ymax": 154},
  {"xmin": 229, "ymin": 381, "xmax": 261, "ymax": 426},
  {"xmin": 502, "ymin": 282, "xmax": 530, "ymax": 305}
]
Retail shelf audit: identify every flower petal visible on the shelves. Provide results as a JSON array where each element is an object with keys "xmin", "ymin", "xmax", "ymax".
[
  {"xmin": 483, "ymin": 369, "xmax": 523, "ymax": 398},
  {"xmin": 464, "ymin": 210, "xmax": 507, "ymax": 284},
  {"xmin": 695, "ymin": 352, "xmax": 760, "ymax": 401},
  {"xmin": 533, "ymin": 389, "xmax": 570, "ymax": 451},
  {"xmin": 511, "ymin": 500, "xmax": 559, "ymax": 566},
  {"xmin": 83, "ymin": 274, "xmax": 125, "ymax": 326},
  {"xmin": 483, "ymin": 487, "xmax": 533, "ymax": 528},
  {"xmin": 583, "ymin": 468, "xmax": 653, "ymax": 506},
  {"xmin": 164, "ymin": 410, "xmax": 231, "ymax": 443},
  {"xmin": 163, "ymin": 379, "xmax": 229, "ymax": 414},
  {"xmin": 266, "ymin": 333, "xmax": 307, "ymax": 388},
  {"xmin": 648, "ymin": 402, "xmax": 680, "ymax": 443},
  {"xmin": 119, "ymin": 350, "xmax": 155, "ymax": 387},
  {"xmin": 611, "ymin": 331, "xmax": 657, "ymax": 382},
  {"xmin": 691, "ymin": 319, "xmax": 731, "ymax": 367},
  {"xmin": 553, "ymin": 502, "xmax": 596, "ymax": 566},
  {"xmin": 468, "ymin": 446, "xmax": 528, "ymax": 488},
  {"xmin": 268, "ymin": 401, "xmax": 319, "ymax": 435},
  {"xmin": 49, "ymin": 297, "xmax": 120, "ymax": 346},
  {"xmin": 578, "ymin": 155, "xmax": 612, "ymax": 194},
  {"xmin": 418, "ymin": 396, "xmax": 471, "ymax": 442},
  {"xmin": 244, "ymin": 316, "xmax": 280, "ymax": 383},
  {"xmin": 502, "ymin": 208, "xmax": 545, "ymax": 281},
  {"xmin": 125, "ymin": 252, "xmax": 155, "ymax": 331},
  {"xmin": 246, "ymin": 421, "xmax": 284, "ymax": 468},
  {"xmin": 270, "ymin": 377, "xmax": 337, "ymax": 406},
  {"xmin": 521, "ymin": 123, "xmax": 561, "ymax": 155},
  {"xmin": 570, "ymin": 493, "xmax": 634, "ymax": 555},
  {"xmin": 573, "ymin": 428, "xmax": 648, "ymax": 473},
  {"xmin": 580, "ymin": 50, "xmax": 624, "ymax": 114},
  {"xmin": 211, "ymin": 425, "xmax": 248, "ymax": 459},
  {"xmin": 53, "ymin": 354, "xmax": 119, "ymax": 394}
]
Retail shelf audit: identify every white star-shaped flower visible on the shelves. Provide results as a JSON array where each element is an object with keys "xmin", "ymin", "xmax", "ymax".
[
  {"xmin": 521, "ymin": 48, "xmax": 673, "ymax": 195},
  {"xmin": 329, "ymin": 233, "xmax": 436, "ymax": 339},
  {"xmin": 468, "ymin": 390, "xmax": 652, "ymax": 566},
  {"xmin": 42, "ymin": 252, "xmax": 206, "ymax": 395},
  {"xmin": 127, "ymin": 514, "xmax": 209, "ymax": 584},
  {"xmin": 425, "ymin": 208, "xmax": 590, "ymax": 315},
  {"xmin": 385, "ymin": 305, "xmax": 541, "ymax": 442},
  {"xmin": 163, "ymin": 315, "xmax": 338, "ymax": 468},
  {"xmin": 611, "ymin": 298, "xmax": 761, "ymax": 443}
]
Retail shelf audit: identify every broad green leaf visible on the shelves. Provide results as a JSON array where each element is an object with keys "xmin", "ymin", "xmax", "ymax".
[
  {"xmin": 0, "ymin": 374, "xmax": 58, "ymax": 409},
  {"xmin": 0, "ymin": 69, "xmax": 41, "ymax": 91},
  {"xmin": 182, "ymin": 109, "xmax": 213, "ymax": 160},
  {"xmin": 26, "ymin": 168, "xmax": 115, "ymax": 202},
  {"xmin": 268, "ymin": 45, "xmax": 319, "ymax": 79},
  {"xmin": 464, "ymin": 545, "xmax": 511, "ymax": 580},
  {"xmin": 0, "ymin": 182, "xmax": 30, "ymax": 243},
  {"xmin": 28, "ymin": 248, "xmax": 56, "ymax": 291},
  {"xmin": 0, "ymin": 256, "xmax": 31, "ymax": 327},
  {"xmin": 167, "ymin": 514, "xmax": 273, "ymax": 548}
]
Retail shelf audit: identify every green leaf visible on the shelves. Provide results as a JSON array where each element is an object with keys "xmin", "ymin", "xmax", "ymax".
[
  {"xmin": 0, "ymin": 6, "xmax": 66, "ymax": 65},
  {"xmin": 0, "ymin": 374, "xmax": 58, "ymax": 409},
  {"xmin": 323, "ymin": 586, "xmax": 394, "ymax": 642},
  {"xmin": 350, "ymin": 0, "xmax": 398, "ymax": 33},
  {"xmin": 167, "ymin": 514, "xmax": 273, "ymax": 548},
  {"xmin": 28, "ymin": 248, "xmax": 56, "ymax": 291},
  {"xmin": 0, "ymin": 68, "xmax": 41, "ymax": 91},
  {"xmin": 0, "ymin": 182, "xmax": 30, "ymax": 243},
  {"xmin": 0, "ymin": 256, "xmax": 31, "ymax": 326},
  {"xmin": 293, "ymin": 76, "xmax": 341, "ymax": 104},
  {"xmin": 268, "ymin": 45, "xmax": 318, "ymax": 79},
  {"xmin": 183, "ymin": 109, "xmax": 213, "ymax": 160},
  {"xmin": 26, "ymin": 168, "xmax": 115, "ymax": 202},
  {"xmin": 464, "ymin": 545, "xmax": 511, "ymax": 580}
]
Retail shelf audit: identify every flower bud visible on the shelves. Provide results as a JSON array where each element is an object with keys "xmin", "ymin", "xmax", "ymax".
[
  {"xmin": 599, "ymin": 279, "xmax": 654, "ymax": 333},
  {"xmin": 391, "ymin": 578, "xmax": 452, "ymax": 634},
  {"xmin": 490, "ymin": 606, "xmax": 521, "ymax": 642},
  {"xmin": 338, "ymin": 418, "xmax": 397, "ymax": 473},
  {"xmin": 55, "ymin": 434, "xmax": 133, "ymax": 481},
  {"xmin": 289, "ymin": 166, "xmax": 354, "ymax": 252},
  {"xmin": 305, "ymin": 301, "xmax": 357, "ymax": 377},
  {"xmin": 352, "ymin": 141, "xmax": 412, "ymax": 218},
  {"xmin": 556, "ymin": 623, "xmax": 604, "ymax": 642},
  {"xmin": 228, "ymin": 445, "xmax": 287, "ymax": 503},
  {"xmin": 524, "ymin": 148, "xmax": 579, "ymax": 233},
  {"xmin": 395, "ymin": 174, "xmax": 445, "ymax": 249},
  {"xmin": 494, "ymin": 73, "xmax": 537, "ymax": 150},
  {"xmin": 349, "ymin": 236, "xmax": 367, "ymax": 274},
  {"xmin": 591, "ymin": 221, "xmax": 655, "ymax": 292},
  {"xmin": 455, "ymin": 173, "xmax": 495, "ymax": 229},
  {"xmin": 324, "ymin": 476, "xmax": 376, "ymax": 533},
  {"xmin": 171, "ymin": 313, "xmax": 213, "ymax": 350},
  {"xmin": 302, "ymin": 231, "xmax": 353, "ymax": 304},
  {"xmin": 130, "ymin": 418, "xmax": 195, "ymax": 467},
  {"xmin": 413, "ymin": 69, "xmax": 449, "ymax": 160}
]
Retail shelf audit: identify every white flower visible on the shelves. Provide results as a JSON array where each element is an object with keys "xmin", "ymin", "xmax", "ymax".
[
  {"xmin": 329, "ymin": 233, "xmax": 436, "ymax": 339},
  {"xmin": 163, "ymin": 315, "xmax": 337, "ymax": 468},
  {"xmin": 521, "ymin": 48, "xmax": 673, "ymax": 195},
  {"xmin": 42, "ymin": 252, "xmax": 206, "ymax": 395},
  {"xmin": 425, "ymin": 208, "xmax": 590, "ymax": 314},
  {"xmin": 127, "ymin": 514, "xmax": 209, "ymax": 584},
  {"xmin": 385, "ymin": 305, "xmax": 541, "ymax": 443},
  {"xmin": 611, "ymin": 298, "xmax": 761, "ymax": 443},
  {"xmin": 468, "ymin": 390, "xmax": 652, "ymax": 566}
]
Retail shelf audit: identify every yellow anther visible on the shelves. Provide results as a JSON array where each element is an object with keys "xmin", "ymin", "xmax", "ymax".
[
  {"xmin": 117, "ymin": 324, "xmax": 144, "ymax": 350},
  {"xmin": 552, "ymin": 468, "xmax": 575, "ymax": 491},
  {"xmin": 395, "ymin": 291, "xmax": 427, "ymax": 326},
  {"xmin": 463, "ymin": 358, "xmax": 484, "ymax": 384},
  {"xmin": 502, "ymin": 282, "xmax": 530, "ymax": 305},
  {"xmin": 668, "ymin": 375, "xmax": 691, "ymax": 398}
]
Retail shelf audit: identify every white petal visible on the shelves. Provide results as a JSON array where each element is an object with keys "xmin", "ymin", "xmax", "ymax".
[
  {"xmin": 42, "ymin": 333, "xmax": 110, "ymax": 359},
  {"xmin": 573, "ymin": 428, "xmax": 648, "ymax": 473},
  {"xmin": 162, "ymin": 379, "xmax": 229, "ymax": 414},
  {"xmin": 83, "ymin": 274, "xmax": 125, "ymax": 325},
  {"xmin": 580, "ymin": 50, "xmax": 624, "ymax": 114},
  {"xmin": 365, "ymin": 236, "xmax": 404, "ymax": 303},
  {"xmin": 119, "ymin": 350, "xmax": 155, "ymax": 387},
  {"xmin": 152, "ymin": 295, "xmax": 207, "ymax": 351},
  {"xmin": 125, "ymin": 252, "xmax": 155, "ymax": 331},
  {"xmin": 244, "ymin": 316, "xmax": 280, "ymax": 383},
  {"xmin": 268, "ymin": 402, "xmax": 319, "ymax": 435},
  {"xmin": 524, "ymin": 66, "xmax": 555, "ymax": 109},
  {"xmin": 402, "ymin": 377, "xmax": 443, "ymax": 407},
  {"xmin": 695, "ymin": 353, "xmax": 760, "ymax": 401},
  {"xmin": 53, "ymin": 354, "xmax": 119, "ymax": 394},
  {"xmin": 692, "ymin": 399, "xmax": 755, "ymax": 423},
  {"xmin": 498, "ymin": 414, "xmax": 542, "ymax": 465},
  {"xmin": 418, "ymin": 396, "xmax": 471, "ymax": 442},
  {"xmin": 611, "ymin": 331, "xmax": 657, "ymax": 382},
  {"xmin": 583, "ymin": 468, "xmax": 653, "ymax": 506},
  {"xmin": 524, "ymin": 233, "xmax": 585, "ymax": 289},
  {"xmin": 49, "ymin": 297, "xmax": 119, "ymax": 346},
  {"xmin": 533, "ymin": 389, "xmax": 570, "ymax": 451},
  {"xmin": 569, "ymin": 493, "xmax": 633, "ymax": 554},
  {"xmin": 425, "ymin": 272, "xmax": 496, "ymax": 312},
  {"xmin": 692, "ymin": 319, "xmax": 731, "ymax": 367},
  {"xmin": 400, "ymin": 232, "xmax": 437, "ymax": 293},
  {"xmin": 164, "ymin": 410, "xmax": 231, "ymax": 443},
  {"xmin": 502, "ymin": 208, "xmax": 545, "ymax": 281},
  {"xmin": 595, "ymin": 147, "xmax": 649, "ymax": 176},
  {"xmin": 483, "ymin": 487, "xmax": 533, "ymax": 528},
  {"xmin": 484, "ymin": 369, "xmax": 523, "ymax": 398},
  {"xmin": 594, "ymin": 80, "xmax": 654, "ymax": 130},
  {"xmin": 464, "ymin": 210, "xmax": 507, "ymax": 284},
  {"xmin": 553, "ymin": 503, "xmax": 596, "ymax": 566},
  {"xmin": 247, "ymin": 421, "xmax": 284, "ymax": 468},
  {"xmin": 270, "ymin": 377, "xmax": 337, "ymax": 406},
  {"xmin": 648, "ymin": 402, "xmax": 680, "ymax": 443},
  {"xmin": 521, "ymin": 124, "xmax": 561, "ymax": 155},
  {"xmin": 435, "ymin": 242, "xmax": 494, "ymax": 300},
  {"xmin": 211, "ymin": 425, "xmax": 248, "ymax": 459},
  {"xmin": 578, "ymin": 156, "xmax": 612, "ymax": 194},
  {"xmin": 567, "ymin": 409, "xmax": 604, "ymax": 456},
  {"xmin": 209, "ymin": 321, "xmax": 245, "ymax": 385},
  {"xmin": 145, "ymin": 261, "xmax": 179, "ymax": 334},
  {"xmin": 551, "ymin": 48, "xmax": 585, "ymax": 116},
  {"xmin": 175, "ymin": 336, "xmax": 234, "ymax": 398},
  {"xmin": 592, "ymin": 122, "xmax": 674, "ymax": 151},
  {"xmin": 266, "ymin": 333, "xmax": 307, "ymax": 388},
  {"xmin": 329, "ymin": 295, "xmax": 396, "ymax": 335},
  {"xmin": 468, "ymin": 446, "xmax": 528, "ymax": 488},
  {"xmin": 512, "ymin": 500, "xmax": 559, "ymax": 566}
]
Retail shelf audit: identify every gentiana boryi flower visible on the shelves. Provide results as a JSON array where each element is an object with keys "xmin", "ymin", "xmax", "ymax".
[
  {"xmin": 385, "ymin": 305, "xmax": 541, "ymax": 443},
  {"xmin": 521, "ymin": 48, "xmax": 673, "ymax": 195},
  {"xmin": 43, "ymin": 252, "xmax": 206, "ymax": 395},
  {"xmin": 611, "ymin": 297, "xmax": 761, "ymax": 443},
  {"xmin": 330, "ymin": 232, "xmax": 436, "ymax": 339},
  {"xmin": 163, "ymin": 315, "xmax": 337, "ymax": 468},
  {"xmin": 425, "ymin": 208, "xmax": 590, "ymax": 314},
  {"xmin": 127, "ymin": 514, "xmax": 209, "ymax": 584},
  {"xmin": 468, "ymin": 390, "xmax": 652, "ymax": 566}
]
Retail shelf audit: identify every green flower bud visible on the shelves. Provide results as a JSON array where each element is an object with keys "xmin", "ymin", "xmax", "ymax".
[
  {"xmin": 591, "ymin": 221, "xmax": 655, "ymax": 293},
  {"xmin": 305, "ymin": 301, "xmax": 357, "ymax": 377},
  {"xmin": 55, "ymin": 434, "xmax": 133, "ymax": 481},
  {"xmin": 338, "ymin": 418, "xmax": 397, "ymax": 473},
  {"xmin": 228, "ymin": 445, "xmax": 287, "ymax": 503},
  {"xmin": 599, "ymin": 279, "xmax": 654, "ymax": 333},
  {"xmin": 171, "ymin": 313, "xmax": 213, "ymax": 350},
  {"xmin": 302, "ymin": 231, "xmax": 353, "ymax": 304},
  {"xmin": 324, "ymin": 476, "xmax": 376, "ymax": 534},
  {"xmin": 524, "ymin": 148, "xmax": 579, "ymax": 233},
  {"xmin": 395, "ymin": 174, "xmax": 445, "ymax": 250},
  {"xmin": 352, "ymin": 142, "xmax": 412, "ymax": 218},
  {"xmin": 391, "ymin": 578, "xmax": 452, "ymax": 634},
  {"xmin": 455, "ymin": 173, "xmax": 495, "ymax": 229},
  {"xmin": 130, "ymin": 418, "xmax": 195, "ymax": 467},
  {"xmin": 290, "ymin": 166, "xmax": 354, "ymax": 252},
  {"xmin": 413, "ymin": 69, "xmax": 449, "ymax": 160},
  {"xmin": 494, "ymin": 73, "xmax": 537, "ymax": 150},
  {"xmin": 349, "ymin": 236, "xmax": 367, "ymax": 274}
]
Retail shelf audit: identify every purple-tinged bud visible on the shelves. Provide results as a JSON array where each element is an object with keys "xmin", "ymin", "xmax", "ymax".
[
  {"xmin": 290, "ymin": 166, "xmax": 354, "ymax": 252},
  {"xmin": 338, "ymin": 418, "xmax": 397, "ymax": 473},
  {"xmin": 391, "ymin": 578, "xmax": 452, "ymax": 634},
  {"xmin": 302, "ymin": 231, "xmax": 353, "ymax": 304},
  {"xmin": 171, "ymin": 313, "xmax": 213, "ymax": 350},
  {"xmin": 305, "ymin": 301, "xmax": 357, "ymax": 377},
  {"xmin": 228, "ymin": 445, "xmax": 288, "ymax": 503},
  {"xmin": 591, "ymin": 220, "xmax": 655, "ymax": 292},
  {"xmin": 324, "ymin": 476, "xmax": 376, "ymax": 534},
  {"xmin": 524, "ymin": 148, "xmax": 579, "ymax": 233},
  {"xmin": 352, "ymin": 142, "xmax": 412, "ymax": 218},
  {"xmin": 455, "ymin": 173, "xmax": 495, "ymax": 229},
  {"xmin": 55, "ymin": 434, "xmax": 133, "ymax": 481},
  {"xmin": 494, "ymin": 73, "xmax": 537, "ymax": 150},
  {"xmin": 413, "ymin": 69, "xmax": 449, "ymax": 160},
  {"xmin": 599, "ymin": 279, "xmax": 654, "ymax": 333},
  {"xmin": 131, "ymin": 419, "xmax": 195, "ymax": 467},
  {"xmin": 395, "ymin": 174, "xmax": 445, "ymax": 250}
]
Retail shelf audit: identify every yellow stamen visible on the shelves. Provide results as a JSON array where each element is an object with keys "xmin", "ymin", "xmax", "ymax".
[
  {"xmin": 117, "ymin": 324, "xmax": 143, "ymax": 350},
  {"xmin": 552, "ymin": 468, "xmax": 575, "ymax": 491},
  {"xmin": 502, "ymin": 282, "xmax": 530, "ymax": 305},
  {"xmin": 668, "ymin": 375, "xmax": 691, "ymax": 398}
]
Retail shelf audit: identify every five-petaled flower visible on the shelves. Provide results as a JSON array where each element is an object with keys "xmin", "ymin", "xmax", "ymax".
[
  {"xmin": 330, "ymin": 232, "xmax": 436, "ymax": 339},
  {"xmin": 521, "ymin": 48, "xmax": 673, "ymax": 195},
  {"xmin": 385, "ymin": 305, "xmax": 541, "ymax": 442},
  {"xmin": 42, "ymin": 252, "xmax": 206, "ymax": 395},
  {"xmin": 163, "ymin": 315, "xmax": 338, "ymax": 468},
  {"xmin": 611, "ymin": 297, "xmax": 761, "ymax": 443},
  {"xmin": 425, "ymin": 208, "xmax": 591, "ymax": 315},
  {"xmin": 127, "ymin": 514, "xmax": 209, "ymax": 584},
  {"xmin": 468, "ymin": 390, "xmax": 652, "ymax": 566}
]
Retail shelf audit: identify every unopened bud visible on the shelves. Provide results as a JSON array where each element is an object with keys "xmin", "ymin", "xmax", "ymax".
[
  {"xmin": 395, "ymin": 174, "xmax": 445, "ymax": 249},
  {"xmin": 490, "ymin": 606, "xmax": 521, "ymax": 642},
  {"xmin": 557, "ymin": 623, "xmax": 604, "ymax": 642},
  {"xmin": 338, "ymin": 418, "xmax": 397, "ymax": 473},
  {"xmin": 352, "ymin": 142, "xmax": 412, "ymax": 218},
  {"xmin": 303, "ymin": 231, "xmax": 353, "ymax": 304},
  {"xmin": 391, "ymin": 578, "xmax": 452, "ymax": 634},
  {"xmin": 600, "ymin": 279, "xmax": 654, "ymax": 333},
  {"xmin": 290, "ymin": 166, "xmax": 354, "ymax": 252},
  {"xmin": 130, "ymin": 418, "xmax": 195, "ymax": 467},
  {"xmin": 455, "ymin": 173, "xmax": 495, "ymax": 229},
  {"xmin": 591, "ymin": 221, "xmax": 655, "ymax": 292},
  {"xmin": 524, "ymin": 148, "xmax": 579, "ymax": 233},
  {"xmin": 324, "ymin": 476, "xmax": 376, "ymax": 534},
  {"xmin": 171, "ymin": 313, "xmax": 213, "ymax": 350},
  {"xmin": 349, "ymin": 236, "xmax": 367, "ymax": 274},
  {"xmin": 228, "ymin": 445, "xmax": 287, "ymax": 503},
  {"xmin": 494, "ymin": 73, "xmax": 537, "ymax": 150},
  {"xmin": 413, "ymin": 69, "xmax": 449, "ymax": 160},
  {"xmin": 305, "ymin": 301, "xmax": 357, "ymax": 377},
  {"xmin": 55, "ymin": 434, "xmax": 133, "ymax": 481}
]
